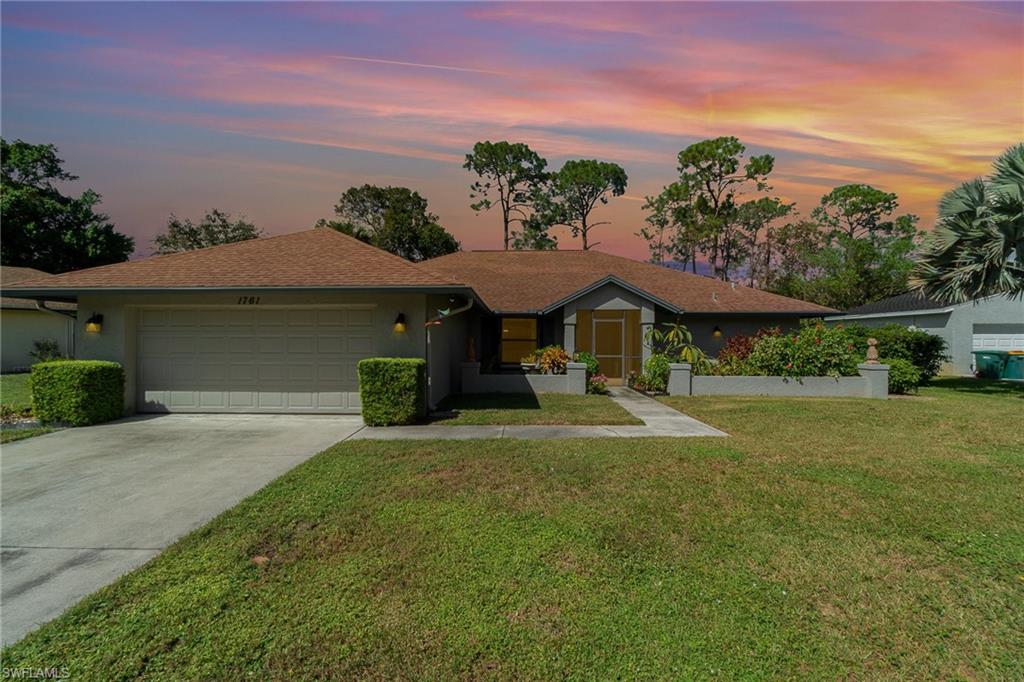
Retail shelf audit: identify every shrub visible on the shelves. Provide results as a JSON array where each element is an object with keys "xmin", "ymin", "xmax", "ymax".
[
  {"xmin": 882, "ymin": 357, "xmax": 921, "ymax": 394},
  {"xmin": 573, "ymin": 351, "xmax": 600, "ymax": 377},
  {"xmin": 29, "ymin": 339, "xmax": 64, "ymax": 364},
  {"xmin": 588, "ymin": 373, "xmax": 609, "ymax": 394},
  {"xmin": 357, "ymin": 358, "xmax": 426, "ymax": 426},
  {"xmin": 746, "ymin": 322, "xmax": 859, "ymax": 378},
  {"xmin": 573, "ymin": 351, "xmax": 604, "ymax": 393},
  {"xmin": 538, "ymin": 346, "xmax": 569, "ymax": 375},
  {"xmin": 31, "ymin": 360, "xmax": 124, "ymax": 426},
  {"xmin": 844, "ymin": 324, "xmax": 947, "ymax": 382},
  {"xmin": 640, "ymin": 353, "xmax": 672, "ymax": 393},
  {"xmin": 717, "ymin": 327, "xmax": 781, "ymax": 364}
]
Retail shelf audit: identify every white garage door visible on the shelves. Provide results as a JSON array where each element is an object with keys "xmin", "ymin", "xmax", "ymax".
[
  {"xmin": 137, "ymin": 307, "xmax": 376, "ymax": 413},
  {"xmin": 972, "ymin": 325, "xmax": 1024, "ymax": 352}
]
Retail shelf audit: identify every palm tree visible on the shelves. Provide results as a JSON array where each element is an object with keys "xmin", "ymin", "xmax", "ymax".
[{"xmin": 912, "ymin": 144, "xmax": 1024, "ymax": 303}]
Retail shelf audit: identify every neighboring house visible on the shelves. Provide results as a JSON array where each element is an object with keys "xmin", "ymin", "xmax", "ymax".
[
  {"xmin": 5, "ymin": 229, "xmax": 834, "ymax": 414},
  {"xmin": 827, "ymin": 292, "xmax": 1024, "ymax": 375},
  {"xmin": 1, "ymin": 266, "xmax": 76, "ymax": 372}
]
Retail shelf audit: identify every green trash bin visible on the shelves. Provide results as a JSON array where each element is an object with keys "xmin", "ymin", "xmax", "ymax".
[
  {"xmin": 1003, "ymin": 352, "xmax": 1024, "ymax": 381},
  {"xmin": 972, "ymin": 350, "xmax": 1008, "ymax": 379}
]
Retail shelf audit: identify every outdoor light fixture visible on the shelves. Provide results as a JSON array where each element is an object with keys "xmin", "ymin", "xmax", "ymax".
[
  {"xmin": 712, "ymin": 325, "xmax": 723, "ymax": 338},
  {"xmin": 393, "ymin": 313, "xmax": 407, "ymax": 333},
  {"xmin": 85, "ymin": 313, "xmax": 104, "ymax": 333}
]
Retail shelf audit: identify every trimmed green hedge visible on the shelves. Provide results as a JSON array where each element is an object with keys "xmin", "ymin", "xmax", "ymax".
[
  {"xmin": 357, "ymin": 358, "xmax": 426, "ymax": 426},
  {"xmin": 31, "ymin": 360, "xmax": 124, "ymax": 426}
]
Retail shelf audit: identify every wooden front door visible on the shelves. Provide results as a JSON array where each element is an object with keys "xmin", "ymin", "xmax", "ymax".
[{"xmin": 576, "ymin": 309, "xmax": 642, "ymax": 384}]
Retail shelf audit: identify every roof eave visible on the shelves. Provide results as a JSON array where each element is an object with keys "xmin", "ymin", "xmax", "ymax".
[
  {"xmin": 2, "ymin": 284, "xmax": 472, "ymax": 301},
  {"xmin": 826, "ymin": 307, "xmax": 955, "ymax": 321}
]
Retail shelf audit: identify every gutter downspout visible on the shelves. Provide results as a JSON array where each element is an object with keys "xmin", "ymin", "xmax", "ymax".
[
  {"xmin": 35, "ymin": 302, "xmax": 78, "ymax": 358},
  {"xmin": 425, "ymin": 296, "xmax": 475, "ymax": 408}
]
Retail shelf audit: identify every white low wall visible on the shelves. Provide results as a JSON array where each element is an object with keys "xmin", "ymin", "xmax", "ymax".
[
  {"xmin": 668, "ymin": 363, "xmax": 889, "ymax": 399},
  {"xmin": 461, "ymin": 362, "xmax": 587, "ymax": 394}
]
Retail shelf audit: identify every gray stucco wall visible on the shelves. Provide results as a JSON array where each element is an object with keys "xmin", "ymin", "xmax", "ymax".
[
  {"xmin": 656, "ymin": 313, "xmax": 802, "ymax": 358},
  {"xmin": 76, "ymin": 291, "xmax": 429, "ymax": 413},
  {"xmin": 560, "ymin": 282, "xmax": 655, "ymax": 362},
  {"xmin": 834, "ymin": 296, "xmax": 1024, "ymax": 375},
  {"xmin": 1, "ymin": 309, "xmax": 75, "ymax": 372},
  {"xmin": 426, "ymin": 295, "xmax": 476, "ymax": 407}
]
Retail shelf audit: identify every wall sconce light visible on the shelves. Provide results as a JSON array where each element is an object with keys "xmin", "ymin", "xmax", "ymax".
[
  {"xmin": 712, "ymin": 325, "xmax": 723, "ymax": 339},
  {"xmin": 84, "ymin": 313, "xmax": 104, "ymax": 334},
  {"xmin": 393, "ymin": 313, "xmax": 407, "ymax": 334}
]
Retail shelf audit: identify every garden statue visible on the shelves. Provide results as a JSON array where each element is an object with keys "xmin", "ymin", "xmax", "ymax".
[{"xmin": 865, "ymin": 338, "xmax": 879, "ymax": 364}]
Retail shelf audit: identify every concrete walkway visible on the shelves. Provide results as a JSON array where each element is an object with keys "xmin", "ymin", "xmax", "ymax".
[{"xmin": 350, "ymin": 388, "xmax": 725, "ymax": 440}]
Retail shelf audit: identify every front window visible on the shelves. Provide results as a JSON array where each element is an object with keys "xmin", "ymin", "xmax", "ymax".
[{"xmin": 500, "ymin": 317, "xmax": 537, "ymax": 364}]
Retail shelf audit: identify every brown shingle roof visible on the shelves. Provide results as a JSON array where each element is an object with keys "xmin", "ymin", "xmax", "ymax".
[
  {"xmin": 1, "ymin": 266, "xmax": 76, "ymax": 311},
  {"xmin": 421, "ymin": 250, "xmax": 836, "ymax": 315},
  {"xmin": 4, "ymin": 229, "xmax": 462, "ymax": 294}
]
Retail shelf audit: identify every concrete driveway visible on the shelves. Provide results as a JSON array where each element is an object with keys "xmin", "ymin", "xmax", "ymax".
[{"xmin": 1, "ymin": 414, "xmax": 363, "ymax": 645}]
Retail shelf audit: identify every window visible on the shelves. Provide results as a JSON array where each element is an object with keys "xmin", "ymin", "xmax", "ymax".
[{"xmin": 500, "ymin": 317, "xmax": 537, "ymax": 363}]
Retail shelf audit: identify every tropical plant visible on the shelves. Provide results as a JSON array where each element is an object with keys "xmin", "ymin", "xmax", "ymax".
[
  {"xmin": 29, "ymin": 339, "xmax": 63, "ymax": 363},
  {"xmin": 639, "ymin": 353, "xmax": 672, "ymax": 393},
  {"xmin": 913, "ymin": 143, "xmax": 1024, "ymax": 302},
  {"xmin": 643, "ymin": 322, "xmax": 711, "ymax": 372},
  {"xmin": 538, "ymin": 346, "xmax": 570, "ymax": 375}
]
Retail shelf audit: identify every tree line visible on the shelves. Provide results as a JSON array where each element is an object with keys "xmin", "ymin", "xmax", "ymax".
[{"xmin": 2, "ymin": 136, "xmax": 1020, "ymax": 309}]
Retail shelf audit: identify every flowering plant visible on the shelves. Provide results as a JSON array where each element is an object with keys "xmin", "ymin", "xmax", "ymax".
[{"xmin": 587, "ymin": 373, "xmax": 609, "ymax": 394}]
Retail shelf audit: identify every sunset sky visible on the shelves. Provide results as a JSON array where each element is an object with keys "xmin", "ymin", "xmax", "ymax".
[{"xmin": 2, "ymin": 1, "xmax": 1021, "ymax": 260}]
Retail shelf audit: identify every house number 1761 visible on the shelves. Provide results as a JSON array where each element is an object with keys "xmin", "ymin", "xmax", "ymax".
[{"xmin": 237, "ymin": 296, "xmax": 261, "ymax": 305}]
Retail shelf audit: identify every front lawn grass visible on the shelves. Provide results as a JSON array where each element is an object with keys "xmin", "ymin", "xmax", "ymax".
[
  {"xmin": 434, "ymin": 392, "xmax": 642, "ymax": 425},
  {"xmin": 4, "ymin": 379, "xmax": 1022, "ymax": 678},
  {"xmin": 0, "ymin": 427, "xmax": 54, "ymax": 444},
  {"xmin": 0, "ymin": 373, "xmax": 32, "ymax": 410}
]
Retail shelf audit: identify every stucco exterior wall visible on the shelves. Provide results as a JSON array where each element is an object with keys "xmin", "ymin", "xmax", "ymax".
[
  {"xmin": 1, "ymin": 309, "xmax": 75, "ymax": 372},
  {"xmin": 426, "ymin": 296, "xmax": 477, "ymax": 407},
  {"xmin": 76, "ymin": 291, "xmax": 429, "ymax": 413},
  {"xmin": 657, "ymin": 313, "xmax": 802, "ymax": 358},
  {"xmin": 560, "ymin": 282, "xmax": 655, "ymax": 362}
]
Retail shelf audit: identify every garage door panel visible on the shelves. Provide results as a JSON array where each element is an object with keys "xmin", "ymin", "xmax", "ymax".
[
  {"xmin": 317, "ymin": 310, "xmax": 345, "ymax": 326},
  {"xmin": 137, "ymin": 307, "xmax": 374, "ymax": 413},
  {"xmin": 198, "ymin": 391, "xmax": 228, "ymax": 408},
  {"xmin": 349, "ymin": 309, "xmax": 373, "ymax": 326},
  {"xmin": 347, "ymin": 336, "xmax": 374, "ymax": 354}
]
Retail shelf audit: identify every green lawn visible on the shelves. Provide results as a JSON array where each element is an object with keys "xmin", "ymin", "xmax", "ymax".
[
  {"xmin": 0, "ymin": 426, "xmax": 54, "ymax": 444},
  {"xmin": 434, "ymin": 392, "xmax": 643, "ymax": 425},
  {"xmin": 4, "ymin": 379, "xmax": 1022, "ymax": 678},
  {"xmin": 0, "ymin": 373, "xmax": 32, "ymax": 410}
]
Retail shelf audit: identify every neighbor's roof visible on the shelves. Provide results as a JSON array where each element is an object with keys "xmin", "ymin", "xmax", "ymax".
[
  {"xmin": 1, "ymin": 266, "xmax": 76, "ymax": 311},
  {"xmin": 843, "ymin": 291, "xmax": 951, "ymax": 317},
  {"xmin": 421, "ymin": 250, "xmax": 836, "ymax": 315},
  {"xmin": 3, "ymin": 229, "xmax": 463, "ymax": 297}
]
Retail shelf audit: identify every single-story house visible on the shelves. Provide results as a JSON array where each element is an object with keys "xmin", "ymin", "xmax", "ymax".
[
  {"xmin": 827, "ymin": 292, "xmax": 1024, "ymax": 375},
  {"xmin": 5, "ymin": 228, "xmax": 835, "ymax": 414},
  {"xmin": 1, "ymin": 266, "xmax": 76, "ymax": 372}
]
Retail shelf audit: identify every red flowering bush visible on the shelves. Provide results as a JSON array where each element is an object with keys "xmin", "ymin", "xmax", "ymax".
[
  {"xmin": 746, "ymin": 322, "xmax": 859, "ymax": 378},
  {"xmin": 717, "ymin": 327, "xmax": 781, "ymax": 364}
]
